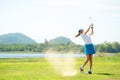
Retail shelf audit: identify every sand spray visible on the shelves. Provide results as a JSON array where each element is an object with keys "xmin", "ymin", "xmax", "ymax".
[{"xmin": 45, "ymin": 49, "xmax": 77, "ymax": 77}]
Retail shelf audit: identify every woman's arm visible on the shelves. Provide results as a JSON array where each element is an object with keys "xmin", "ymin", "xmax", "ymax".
[
  {"xmin": 84, "ymin": 26, "xmax": 91, "ymax": 34},
  {"xmin": 85, "ymin": 24, "xmax": 94, "ymax": 35},
  {"xmin": 89, "ymin": 27, "xmax": 94, "ymax": 36}
]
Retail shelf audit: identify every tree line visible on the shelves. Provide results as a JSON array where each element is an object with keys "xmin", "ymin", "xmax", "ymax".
[
  {"xmin": 0, "ymin": 41, "xmax": 120, "ymax": 53},
  {"xmin": 95, "ymin": 41, "xmax": 120, "ymax": 53}
]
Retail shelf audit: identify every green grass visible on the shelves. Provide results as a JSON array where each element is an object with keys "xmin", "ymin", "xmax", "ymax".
[{"xmin": 0, "ymin": 55, "xmax": 120, "ymax": 80}]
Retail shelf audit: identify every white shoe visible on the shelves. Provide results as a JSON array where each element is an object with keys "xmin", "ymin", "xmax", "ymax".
[
  {"xmin": 80, "ymin": 66, "xmax": 84, "ymax": 72},
  {"xmin": 88, "ymin": 70, "xmax": 92, "ymax": 74}
]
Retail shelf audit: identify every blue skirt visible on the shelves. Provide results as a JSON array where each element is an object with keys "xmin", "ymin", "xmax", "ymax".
[{"xmin": 84, "ymin": 44, "xmax": 96, "ymax": 55}]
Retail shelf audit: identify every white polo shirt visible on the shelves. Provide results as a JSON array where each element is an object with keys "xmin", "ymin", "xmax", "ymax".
[{"xmin": 80, "ymin": 33, "xmax": 92, "ymax": 44}]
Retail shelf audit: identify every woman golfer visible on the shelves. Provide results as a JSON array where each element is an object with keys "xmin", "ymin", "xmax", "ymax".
[{"xmin": 75, "ymin": 24, "xmax": 96, "ymax": 74}]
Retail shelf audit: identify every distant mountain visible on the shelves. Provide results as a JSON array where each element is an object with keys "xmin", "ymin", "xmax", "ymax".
[
  {"xmin": 0, "ymin": 33, "xmax": 37, "ymax": 44},
  {"xmin": 49, "ymin": 36, "xmax": 74, "ymax": 44}
]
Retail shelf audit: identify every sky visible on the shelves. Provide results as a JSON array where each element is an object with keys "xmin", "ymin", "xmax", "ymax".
[{"xmin": 0, "ymin": 0, "xmax": 120, "ymax": 44}]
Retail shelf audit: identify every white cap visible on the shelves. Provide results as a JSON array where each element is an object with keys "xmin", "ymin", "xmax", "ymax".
[{"xmin": 78, "ymin": 28, "xmax": 83, "ymax": 32}]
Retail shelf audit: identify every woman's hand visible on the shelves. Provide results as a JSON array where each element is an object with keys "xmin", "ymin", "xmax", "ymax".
[
  {"xmin": 91, "ymin": 26, "xmax": 93, "ymax": 29},
  {"xmin": 89, "ymin": 24, "xmax": 94, "ymax": 35}
]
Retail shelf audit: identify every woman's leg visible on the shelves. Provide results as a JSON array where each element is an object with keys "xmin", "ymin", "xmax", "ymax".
[
  {"xmin": 89, "ymin": 54, "xmax": 93, "ymax": 71},
  {"xmin": 87, "ymin": 54, "xmax": 93, "ymax": 74},
  {"xmin": 81, "ymin": 55, "xmax": 90, "ymax": 68}
]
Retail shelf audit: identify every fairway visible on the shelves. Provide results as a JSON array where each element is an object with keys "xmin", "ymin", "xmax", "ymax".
[{"xmin": 0, "ymin": 55, "xmax": 120, "ymax": 80}]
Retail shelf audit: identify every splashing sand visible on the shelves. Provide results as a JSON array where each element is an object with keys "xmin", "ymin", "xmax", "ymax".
[{"xmin": 45, "ymin": 50, "xmax": 77, "ymax": 77}]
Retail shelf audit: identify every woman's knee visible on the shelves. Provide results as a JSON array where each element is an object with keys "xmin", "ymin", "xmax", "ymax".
[{"xmin": 86, "ymin": 55, "xmax": 91, "ymax": 60}]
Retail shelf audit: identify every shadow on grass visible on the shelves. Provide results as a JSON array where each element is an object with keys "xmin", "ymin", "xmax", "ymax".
[{"xmin": 96, "ymin": 73, "xmax": 114, "ymax": 75}]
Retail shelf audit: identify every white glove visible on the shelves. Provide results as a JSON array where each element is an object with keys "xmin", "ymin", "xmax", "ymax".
[{"xmin": 90, "ymin": 24, "xmax": 93, "ymax": 27}]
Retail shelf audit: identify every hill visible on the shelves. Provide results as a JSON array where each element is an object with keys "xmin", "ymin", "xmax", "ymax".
[
  {"xmin": 49, "ymin": 36, "xmax": 74, "ymax": 44},
  {"xmin": 0, "ymin": 33, "xmax": 37, "ymax": 44}
]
